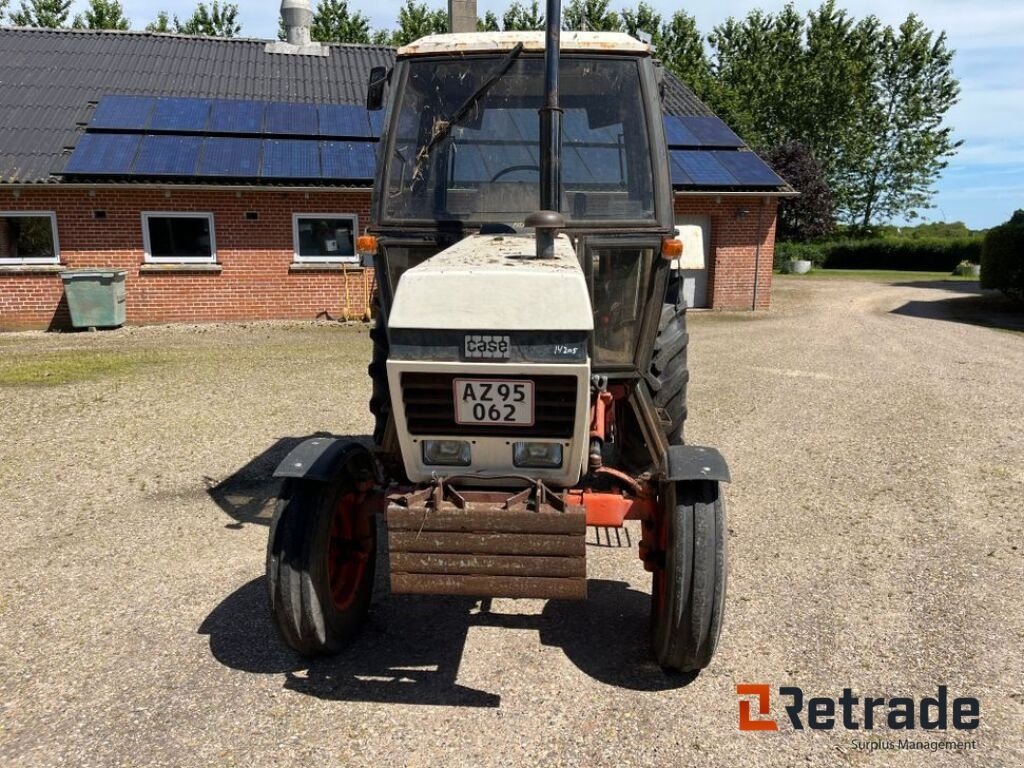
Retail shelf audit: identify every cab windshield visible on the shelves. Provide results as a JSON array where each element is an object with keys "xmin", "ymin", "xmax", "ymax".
[{"xmin": 383, "ymin": 56, "xmax": 656, "ymax": 226}]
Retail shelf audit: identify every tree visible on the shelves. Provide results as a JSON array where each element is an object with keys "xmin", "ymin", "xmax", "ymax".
[
  {"xmin": 707, "ymin": 4, "xmax": 808, "ymax": 152},
  {"xmin": 477, "ymin": 11, "xmax": 499, "ymax": 32},
  {"xmin": 388, "ymin": 1, "xmax": 447, "ymax": 46},
  {"xmin": 704, "ymin": 2, "xmax": 958, "ymax": 228},
  {"xmin": 502, "ymin": 0, "xmax": 542, "ymax": 31},
  {"xmin": 176, "ymin": 1, "xmax": 240, "ymax": 38},
  {"xmin": 309, "ymin": 0, "xmax": 370, "ymax": 44},
  {"xmin": 847, "ymin": 15, "xmax": 961, "ymax": 227},
  {"xmin": 10, "ymin": 0, "xmax": 72, "ymax": 27},
  {"xmin": 655, "ymin": 10, "xmax": 710, "ymax": 95},
  {"xmin": 72, "ymin": 0, "xmax": 129, "ymax": 30},
  {"xmin": 0, "ymin": 0, "xmax": 9, "ymax": 22},
  {"xmin": 563, "ymin": 0, "xmax": 620, "ymax": 32},
  {"xmin": 621, "ymin": 1, "xmax": 660, "ymax": 43},
  {"xmin": 764, "ymin": 141, "xmax": 835, "ymax": 241},
  {"xmin": 145, "ymin": 10, "xmax": 172, "ymax": 32}
]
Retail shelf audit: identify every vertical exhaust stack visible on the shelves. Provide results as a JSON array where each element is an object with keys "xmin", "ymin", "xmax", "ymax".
[
  {"xmin": 448, "ymin": 0, "xmax": 477, "ymax": 34},
  {"xmin": 528, "ymin": 0, "xmax": 565, "ymax": 258}
]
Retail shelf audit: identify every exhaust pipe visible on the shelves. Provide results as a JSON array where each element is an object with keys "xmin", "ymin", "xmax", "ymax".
[{"xmin": 529, "ymin": 0, "xmax": 565, "ymax": 259}]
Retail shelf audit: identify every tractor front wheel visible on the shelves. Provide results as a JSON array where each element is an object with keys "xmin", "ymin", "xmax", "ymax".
[
  {"xmin": 266, "ymin": 447, "xmax": 377, "ymax": 656},
  {"xmin": 650, "ymin": 480, "xmax": 727, "ymax": 672}
]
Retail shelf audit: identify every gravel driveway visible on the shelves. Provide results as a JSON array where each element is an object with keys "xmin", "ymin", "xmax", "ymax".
[{"xmin": 1, "ymin": 278, "xmax": 1021, "ymax": 767}]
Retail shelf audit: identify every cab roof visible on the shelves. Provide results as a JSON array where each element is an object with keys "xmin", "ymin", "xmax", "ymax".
[{"xmin": 396, "ymin": 31, "xmax": 652, "ymax": 58}]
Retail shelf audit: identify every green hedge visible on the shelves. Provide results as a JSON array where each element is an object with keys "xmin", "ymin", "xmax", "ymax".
[
  {"xmin": 775, "ymin": 237, "xmax": 983, "ymax": 272},
  {"xmin": 980, "ymin": 211, "xmax": 1024, "ymax": 301}
]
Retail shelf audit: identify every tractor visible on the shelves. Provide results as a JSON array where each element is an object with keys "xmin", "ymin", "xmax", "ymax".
[{"xmin": 266, "ymin": 7, "xmax": 730, "ymax": 672}]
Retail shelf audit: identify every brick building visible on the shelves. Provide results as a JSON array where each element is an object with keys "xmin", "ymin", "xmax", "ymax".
[{"xmin": 0, "ymin": 25, "xmax": 790, "ymax": 331}]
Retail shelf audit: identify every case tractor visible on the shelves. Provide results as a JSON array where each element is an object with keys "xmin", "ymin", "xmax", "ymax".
[{"xmin": 267, "ymin": 6, "xmax": 730, "ymax": 672}]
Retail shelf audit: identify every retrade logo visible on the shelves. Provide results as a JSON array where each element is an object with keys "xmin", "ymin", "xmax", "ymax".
[
  {"xmin": 736, "ymin": 684, "xmax": 980, "ymax": 732},
  {"xmin": 737, "ymin": 684, "xmax": 779, "ymax": 731}
]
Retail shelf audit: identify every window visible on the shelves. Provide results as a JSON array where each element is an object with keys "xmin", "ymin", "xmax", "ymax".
[
  {"xmin": 292, "ymin": 214, "xmax": 358, "ymax": 263},
  {"xmin": 384, "ymin": 57, "xmax": 656, "ymax": 225},
  {"xmin": 0, "ymin": 212, "xmax": 59, "ymax": 265},
  {"xmin": 142, "ymin": 212, "xmax": 216, "ymax": 263}
]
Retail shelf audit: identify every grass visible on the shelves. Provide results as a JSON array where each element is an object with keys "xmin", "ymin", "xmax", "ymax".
[
  {"xmin": 0, "ymin": 349, "xmax": 169, "ymax": 387},
  {"xmin": 778, "ymin": 269, "xmax": 980, "ymax": 282}
]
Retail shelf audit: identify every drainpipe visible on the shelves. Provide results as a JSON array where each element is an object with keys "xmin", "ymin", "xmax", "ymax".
[{"xmin": 751, "ymin": 196, "xmax": 766, "ymax": 311}]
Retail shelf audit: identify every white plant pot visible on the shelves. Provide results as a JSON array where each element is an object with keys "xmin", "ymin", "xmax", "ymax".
[{"xmin": 784, "ymin": 259, "xmax": 813, "ymax": 274}]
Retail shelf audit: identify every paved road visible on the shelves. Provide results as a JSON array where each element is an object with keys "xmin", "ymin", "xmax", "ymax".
[{"xmin": 1, "ymin": 278, "xmax": 1021, "ymax": 767}]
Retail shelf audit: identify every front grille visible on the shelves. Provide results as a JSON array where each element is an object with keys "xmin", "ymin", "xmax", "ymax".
[{"xmin": 401, "ymin": 372, "xmax": 578, "ymax": 438}]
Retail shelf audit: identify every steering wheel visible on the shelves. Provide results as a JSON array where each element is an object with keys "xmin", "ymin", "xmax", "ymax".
[{"xmin": 490, "ymin": 164, "xmax": 541, "ymax": 182}]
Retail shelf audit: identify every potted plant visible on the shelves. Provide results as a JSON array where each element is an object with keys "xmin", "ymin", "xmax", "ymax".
[{"xmin": 954, "ymin": 260, "xmax": 981, "ymax": 278}]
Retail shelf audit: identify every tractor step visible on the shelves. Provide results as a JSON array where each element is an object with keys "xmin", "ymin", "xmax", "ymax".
[{"xmin": 386, "ymin": 481, "xmax": 587, "ymax": 600}]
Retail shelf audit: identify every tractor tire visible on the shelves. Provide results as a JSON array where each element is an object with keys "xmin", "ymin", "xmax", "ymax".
[
  {"xmin": 368, "ymin": 292, "xmax": 391, "ymax": 446},
  {"xmin": 266, "ymin": 444, "xmax": 377, "ymax": 656},
  {"xmin": 650, "ymin": 479, "xmax": 727, "ymax": 672},
  {"xmin": 620, "ymin": 302, "xmax": 689, "ymax": 469}
]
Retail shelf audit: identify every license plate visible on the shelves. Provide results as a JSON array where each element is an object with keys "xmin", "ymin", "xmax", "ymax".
[
  {"xmin": 464, "ymin": 334, "xmax": 511, "ymax": 359},
  {"xmin": 453, "ymin": 378, "xmax": 534, "ymax": 426}
]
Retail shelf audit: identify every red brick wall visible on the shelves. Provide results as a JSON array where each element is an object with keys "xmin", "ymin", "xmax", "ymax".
[
  {"xmin": 674, "ymin": 195, "xmax": 778, "ymax": 310},
  {"xmin": 0, "ymin": 187, "xmax": 375, "ymax": 330},
  {"xmin": 0, "ymin": 187, "xmax": 778, "ymax": 330}
]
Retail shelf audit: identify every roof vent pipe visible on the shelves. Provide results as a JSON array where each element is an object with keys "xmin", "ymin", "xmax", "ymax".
[{"xmin": 281, "ymin": 0, "xmax": 313, "ymax": 46}]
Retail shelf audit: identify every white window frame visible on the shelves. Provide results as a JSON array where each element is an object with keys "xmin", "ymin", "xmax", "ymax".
[
  {"xmin": 292, "ymin": 213, "xmax": 359, "ymax": 264},
  {"xmin": 0, "ymin": 211, "xmax": 60, "ymax": 265},
  {"xmin": 141, "ymin": 211, "xmax": 217, "ymax": 264}
]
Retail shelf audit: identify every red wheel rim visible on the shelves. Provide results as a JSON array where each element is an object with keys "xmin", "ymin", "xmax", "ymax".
[{"xmin": 327, "ymin": 491, "xmax": 371, "ymax": 611}]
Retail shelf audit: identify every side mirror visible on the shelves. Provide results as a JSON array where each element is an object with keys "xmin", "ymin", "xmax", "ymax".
[{"xmin": 366, "ymin": 66, "xmax": 388, "ymax": 111}]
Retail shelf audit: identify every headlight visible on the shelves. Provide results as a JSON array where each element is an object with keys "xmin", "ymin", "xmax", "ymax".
[
  {"xmin": 422, "ymin": 440, "xmax": 471, "ymax": 466},
  {"xmin": 513, "ymin": 442, "xmax": 563, "ymax": 469}
]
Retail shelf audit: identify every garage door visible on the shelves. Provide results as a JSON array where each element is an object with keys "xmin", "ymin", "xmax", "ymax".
[{"xmin": 674, "ymin": 214, "xmax": 710, "ymax": 309}]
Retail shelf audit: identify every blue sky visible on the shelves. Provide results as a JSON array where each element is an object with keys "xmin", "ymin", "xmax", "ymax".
[{"xmin": 111, "ymin": 1, "xmax": 1024, "ymax": 229}]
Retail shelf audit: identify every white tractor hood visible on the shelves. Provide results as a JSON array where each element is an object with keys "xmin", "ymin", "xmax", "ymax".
[{"xmin": 387, "ymin": 233, "xmax": 594, "ymax": 331}]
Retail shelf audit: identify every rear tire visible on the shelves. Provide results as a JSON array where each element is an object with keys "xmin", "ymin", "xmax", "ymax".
[
  {"xmin": 650, "ymin": 480, "xmax": 727, "ymax": 672},
  {"xmin": 266, "ymin": 445, "xmax": 377, "ymax": 656},
  {"xmin": 621, "ymin": 302, "xmax": 689, "ymax": 469}
]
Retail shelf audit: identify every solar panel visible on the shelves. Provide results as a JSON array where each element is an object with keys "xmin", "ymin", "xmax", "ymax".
[
  {"xmin": 64, "ymin": 133, "xmax": 141, "ymax": 174},
  {"xmin": 677, "ymin": 116, "xmax": 744, "ymax": 148},
  {"xmin": 450, "ymin": 144, "xmax": 489, "ymax": 183},
  {"xmin": 712, "ymin": 151, "xmax": 784, "ymax": 186},
  {"xmin": 563, "ymin": 146, "xmax": 624, "ymax": 185},
  {"xmin": 90, "ymin": 95, "xmax": 155, "ymax": 130},
  {"xmin": 265, "ymin": 103, "xmax": 318, "ymax": 136},
  {"xmin": 199, "ymin": 137, "xmax": 262, "ymax": 177},
  {"xmin": 368, "ymin": 109, "xmax": 385, "ymax": 138},
  {"xmin": 150, "ymin": 98, "xmax": 210, "ymax": 132},
  {"xmin": 319, "ymin": 104, "xmax": 373, "ymax": 138},
  {"xmin": 320, "ymin": 141, "xmax": 376, "ymax": 180},
  {"xmin": 673, "ymin": 151, "xmax": 737, "ymax": 186},
  {"xmin": 668, "ymin": 151, "xmax": 694, "ymax": 185},
  {"xmin": 133, "ymin": 135, "xmax": 202, "ymax": 175},
  {"xmin": 262, "ymin": 139, "xmax": 320, "ymax": 178},
  {"xmin": 663, "ymin": 115, "xmax": 701, "ymax": 147},
  {"xmin": 208, "ymin": 99, "xmax": 265, "ymax": 133}
]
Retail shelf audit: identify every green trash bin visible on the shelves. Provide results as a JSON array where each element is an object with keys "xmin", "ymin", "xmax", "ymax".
[{"xmin": 60, "ymin": 269, "xmax": 127, "ymax": 329}]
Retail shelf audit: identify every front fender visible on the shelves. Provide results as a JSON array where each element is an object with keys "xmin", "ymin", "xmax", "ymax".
[
  {"xmin": 273, "ymin": 437, "xmax": 374, "ymax": 483},
  {"xmin": 664, "ymin": 444, "xmax": 731, "ymax": 483}
]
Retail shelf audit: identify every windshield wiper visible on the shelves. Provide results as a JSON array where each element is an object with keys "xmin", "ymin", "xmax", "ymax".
[{"xmin": 412, "ymin": 42, "xmax": 525, "ymax": 182}]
